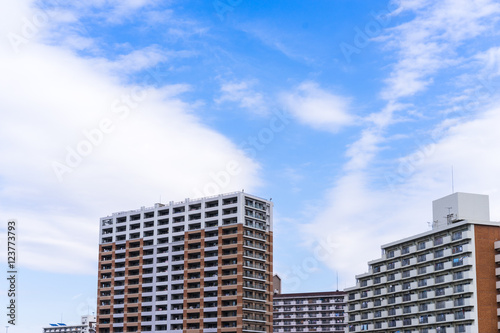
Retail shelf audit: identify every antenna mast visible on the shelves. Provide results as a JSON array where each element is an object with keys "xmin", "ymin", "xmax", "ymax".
[{"xmin": 451, "ymin": 166, "xmax": 454, "ymax": 193}]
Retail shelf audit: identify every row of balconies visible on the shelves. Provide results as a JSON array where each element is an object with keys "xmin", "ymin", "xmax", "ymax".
[
  {"xmin": 274, "ymin": 313, "xmax": 345, "ymax": 319},
  {"xmin": 348, "ymin": 287, "xmax": 473, "ymax": 312},
  {"xmin": 373, "ymin": 230, "xmax": 470, "ymax": 262},
  {"xmin": 349, "ymin": 300, "xmax": 474, "ymax": 321},
  {"xmin": 274, "ymin": 320, "xmax": 345, "ymax": 326},
  {"xmin": 101, "ymin": 220, "xmax": 248, "ymax": 243},
  {"xmin": 354, "ymin": 273, "xmax": 472, "ymax": 299},
  {"xmin": 350, "ymin": 265, "xmax": 472, "ymax": 300},
  {"xmin": 348, "ymin": 315, "xmax": 473, "ymax": 332},
  {"xmin": 273, "ymin": 328, "xmax": 345, "ymax": 333},
  {"xmin": 274, "ymin": 307, "xmax": 345, "ymax": 313},
  {"xmin": 365, "ymin": 245, "xmax": 469, "ymax": 277}
]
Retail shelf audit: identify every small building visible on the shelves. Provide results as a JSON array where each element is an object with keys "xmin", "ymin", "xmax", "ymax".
[
  {"xmin": 43, "ymin": 315, "xmax": 96, "ymax": 333},
  {"xmin": 273, "ymin": 289, "xmax": 347, "ymax": 332}
]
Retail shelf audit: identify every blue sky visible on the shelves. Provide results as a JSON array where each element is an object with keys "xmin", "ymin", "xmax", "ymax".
[{"xmin": 1, "ymin": 0, "xmax": 500, "ymax": 331}]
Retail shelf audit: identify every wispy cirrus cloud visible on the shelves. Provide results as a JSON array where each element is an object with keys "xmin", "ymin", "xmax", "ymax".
[
  {"xmin": 216, "ymin": 80, "xmax": 268, "ymax": 115},
  {"xmin": 382, "ymin": 0, "xmax": 500, "ymax": 101},
  {"xmin": 296, "ymin": 0, "xmax": 500, "ymax": 288}
]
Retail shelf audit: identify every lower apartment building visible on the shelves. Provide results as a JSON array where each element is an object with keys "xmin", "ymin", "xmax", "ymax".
[
  {"xmin": 346, "ymin": 192, "xmax": 500, "ymax": 333},
  {"xmin": 96, "ymin": 191, "xmax": 274, "ymax": 333},
  {"xmin": 273, "ymin": 276, "xmax": 346, "ymax": 333}
]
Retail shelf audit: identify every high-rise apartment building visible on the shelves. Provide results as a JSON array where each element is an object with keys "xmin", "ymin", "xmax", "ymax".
[
  {"xmin": 96, "ymin": 191, "xmax": 274, "ymax": 333},
  {"xmin": 346, "ymin": 192, "xmax": 500, "ymax": 333},
  {"xmin": 273, "ymin": 291, "xmax": 347, "ymax": 333}
]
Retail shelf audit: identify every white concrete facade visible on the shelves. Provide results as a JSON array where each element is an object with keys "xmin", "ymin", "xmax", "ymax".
[
  {"xmin": 432, "ymin": 192, "xmax": 490, "ymax": 228},
  {"xmin": 346, "ymin": 192, "xmax": 500, "ymax": 333},
  {"xmin": 273, "ymin": 292, "xmax": 346, "ymax": 333},
  {"xmin": 96, "ymin": 191, "xmax": 274, "ymax": 333}
]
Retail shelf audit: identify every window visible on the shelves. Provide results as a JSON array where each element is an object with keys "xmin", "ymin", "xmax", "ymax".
[
  {"xmin": 402, "ymin": 246, "xmax": 410, "ymax": 254},
  {"xmin": 453, "ymin": 271, "xmax": 464, "ymax": 280},
  {"xmin": 403, "ymin": 282, "xmax": 411, "ymax": 290},
  {"xmin": 436, "ymin": 313, "xmax": 446, "ymax": 322},
  {"xmin": 418, "ymin": 241, "xmax": 426, "ymax": 250},
  {"xmin": 402, "ymin": 270, "xmax": 411, "ymax": 278},
  {"xmin": 434, "ymin": 262, "xmax": 444, "ymax": 270},
  {"xmin": 418, "ymin": 266, "xmax": 427, "ymax": 274},
  {"xmin": 387, "ymin": 261, "xmax": 396, "ymax": 270},
  {"xmin": 403, "ymin": 305, "xmax": 412, "ymax": 314},
  {"xmin": 374, "ymin": 276, "xmax": 381, "ymax": 284},
  {"xmin": 418, "ymin": 291, "xmax": 427, "ymax": 299},
  {"xmin": 418, "ymin": 254, "xmax": 426, "ymax": 262},
  {"xmin": 387, "ymin": 250, "xmax": 395, "ymax": 258},
  {"xmin": 388, "ymin": 273, "xmax": 396, "ymax": 281},
  {"xmin": 453, "ymin": 257, "xmax": 464, "ymax": 267},
  {"xmin": 434, "ymin": 249, "xmax": 444, "ymax": 258},
  {"xmin": 435, "ymin": 287, "xmax": 445, "ymax": 296},
  {"xmin": 452, "ymin": 231, "xmax": 462, "ymax": 241},
  {"xmin": 454, "ymin": 284, "xmax": 465, "ymax": 293},
  {"xmin": 418, "ymin": 278, "xmax": 427, "ymax": 287},
  {"xmin": 388, "ymin": 308, "xmax": 396, "ymax": 316},
  {"xmin": 419, "ymin": 315, "xmax": 428, "ymax": 323},
  {"xmin": 402, "ymin": 258, "xmax": 410, "ymax": 266},
  {"xmin": 453, "ymin": 245, "xmax": 463, "ymax": 254},
  {"xmin": 419, "ymin": 303, "xmax": 428, "ymax": 311}
]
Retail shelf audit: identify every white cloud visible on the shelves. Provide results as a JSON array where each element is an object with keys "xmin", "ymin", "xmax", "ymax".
[
  {"xmin": 45, "ymin": 0, "xmax": 160, "ymax": 23},
  {"xmin": 0, "ymin": 1, "xmax": 261, "ymax": 278},
  {"xmin": 301, "ymin": 102, "xmax": 500, "ymax": 286},
  {"xmin": 280, "ymin": 81, "xmax": 352, "ymax": 132},
  {"xmin": 88, "ymin": 45, "xmax": 174, "ymax": 76},
  {"xmin": 294, "ymin": 0, "xmax": 500, "ymax": 288},
  {"xmin": 216, "ymin": 80, "xmax": 267, "ymax": 115},
  {"xmin": 382, "ymin": 0, "xmax": 500, "ymax": 100},
  {"xmin": 476, "ymin": 46, "xmax": 500, "ymax": 78}
]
